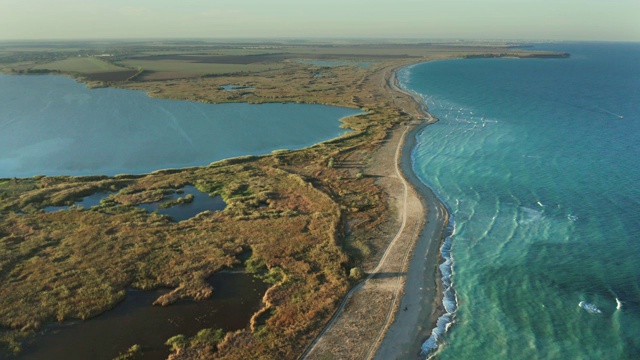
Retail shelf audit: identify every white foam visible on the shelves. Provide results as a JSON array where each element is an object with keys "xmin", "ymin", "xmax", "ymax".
[
  {"xmin": 420, "ymin": 217, "xmax": 458, "ymax": 356},
  {"xmin": 579, "ymin": 301, "xmax": 602, "ymax": 314},
  {"xmin": 519, "ymin": 206, "xmax": 543, "ymax": 224},
  {"xmin": 568, "ymin": 214, "xmax": 578, "ymax": 221},
  {"xmin": 440, "ymin": 258, "xmax": 453, "ymax": 281},
  {"xmin": 443, "ymin": 288, "xmax": 457, "ymax": 313},
  {"xmin": 420, "ymin": 314, "xmax": 453, "ymax": 354}
]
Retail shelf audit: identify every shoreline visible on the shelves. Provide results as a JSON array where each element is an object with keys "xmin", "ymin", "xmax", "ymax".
[
  {"xmin": 373, "ymin": 66, "xmax": 450, "ymax": 359},
  {"xmin": 301, "ymin": 61, "xmax": 451, "ymax": 359}
]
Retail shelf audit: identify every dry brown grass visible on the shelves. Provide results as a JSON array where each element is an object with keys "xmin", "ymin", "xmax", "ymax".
[{"xmin": 0, "ymin": 159, "xmax": 357, "ymax": 357}]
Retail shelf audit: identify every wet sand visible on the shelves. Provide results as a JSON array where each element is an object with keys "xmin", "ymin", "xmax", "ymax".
[
  {"xmin": 374, "ymin": 67, "xmax": 450, "ymax": 359},
  {"xmin": 302, "ymin": 64, "xmax": 449, "ymax": 359},
  {"xmin": 374, "ymin": 121, "xmax": 449, "ymax": 359}
]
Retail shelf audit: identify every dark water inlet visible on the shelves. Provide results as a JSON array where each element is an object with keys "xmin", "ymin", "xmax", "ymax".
[{"xmin": 21, "ymin": 272, "xmax": 268, "ymax": 360}]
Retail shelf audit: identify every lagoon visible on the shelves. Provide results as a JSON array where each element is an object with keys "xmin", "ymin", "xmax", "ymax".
[{"xmin": 0, "ymin": 74, "xmax": 360, "ymax": 178}]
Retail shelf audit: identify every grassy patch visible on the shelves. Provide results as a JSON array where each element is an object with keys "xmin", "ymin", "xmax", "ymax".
[
  {"xmin": 32, "ymin": 57, "xmax": 128, "ymax": 74},
  {"xmin": 116, "ymin": 60, "xmax": 284, "ymax": 77}
]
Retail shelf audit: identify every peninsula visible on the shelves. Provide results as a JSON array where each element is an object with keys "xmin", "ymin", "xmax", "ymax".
[{"xmin": 0, "ymin": 40, "xmax": 568, "ymax": 359}]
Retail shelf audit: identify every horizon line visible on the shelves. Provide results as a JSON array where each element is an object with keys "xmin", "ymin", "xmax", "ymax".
[{"xmin": 1, "ymin": 37, "xmax": 638, "ymax": 44}]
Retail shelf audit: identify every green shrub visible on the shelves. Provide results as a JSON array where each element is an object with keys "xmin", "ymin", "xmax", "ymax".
[
  {"xmin": 191, "ymin": 328, "xmax": 224, "ymax": 347},
  {"xmin": 327, "ymin": 157, "xmax": 335, "ymax": 168},
  {"xmin": 112, "ymin": 344, "xmax": 142, "ymax": 360},
  {"xmin": 165, "ymin": 334, "xmax": 187, "ymax": 352},
  {"xmin": 246, "ymin": 257, "xmax": 266, "ymax": 273},
  {"xmin": 260, "ymin": 267, "xmax": 284, "ymax": 284},
  {"xmin": 349, "ymin": 267, "xmax": 363, "ymax": 280}
]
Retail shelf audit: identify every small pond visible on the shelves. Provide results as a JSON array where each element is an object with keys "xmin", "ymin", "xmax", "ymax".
[
  {"xmin": 138, "ymin": 185, "xmax": 226, "ymax": 221},
  {"xmin": 43, "ymin": 192, "xmax": 111, "ymax": 212},
  {"xmin": 43, "ymin": 186, "xmax": 226, "ymax": 222},
  {"xmin": 22, "ymin": 272, "xmax": 268, "ymax": 360},
  {"xmin": 220, "ymin": 84, "xmax": 254, "ymax": 92}
]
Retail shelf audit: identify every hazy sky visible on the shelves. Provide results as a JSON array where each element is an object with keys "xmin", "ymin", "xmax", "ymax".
[{"xmin": 1, "ymin": 0, "xmax": 638, "ymax": 41}]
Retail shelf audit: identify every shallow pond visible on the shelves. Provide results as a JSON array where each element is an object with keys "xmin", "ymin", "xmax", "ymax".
[
  {"xmin": 138, "ymin": 185, "xmax": 226, "ymax": 221},
  {"xmin": 22, "ymin": 272, "xmax": 268, "ymax": 360},
  {"xmin": 220, "ymin": 84, "xmax": 254, "ymax": 92},
  {"xmin": 43, "ymin": 192, "xmax": 111, "ymax": 212},
  {"xmin": 43, "ymin": 186, "xmax": 226, "ymax": 222},
  {"xmin": 0, "ymin": 74, "xmax": 361, "ymax": 178}
]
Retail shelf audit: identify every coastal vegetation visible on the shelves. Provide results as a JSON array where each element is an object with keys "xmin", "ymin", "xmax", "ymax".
[
  {"xmin": 30, "ymin": 56, "xmax": 126, "ymax": 73},
  {"xmin": 116, "ymin": 59, "xmax": 285, "ymax": 80},
  {"xmin": 0, "ymin": 40, "xmax": 567, "ymax": 358}
]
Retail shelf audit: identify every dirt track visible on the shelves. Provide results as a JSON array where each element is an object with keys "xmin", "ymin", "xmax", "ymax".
[{"xmin": 302, "ymin": 64, "xmax": 448, "ymax": 360}]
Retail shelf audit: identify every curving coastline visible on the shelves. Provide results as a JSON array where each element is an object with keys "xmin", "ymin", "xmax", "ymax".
[
  {"xmin": 300, "ymin": 62, "xmax": 450, "ymax": 359},
  {"xmin": 301, "ymin": 61, "xmax": 453, "ymax": 359},
  {"xmin": 374, "ymin": 66, "xmax": 451, "ymax": 359}
]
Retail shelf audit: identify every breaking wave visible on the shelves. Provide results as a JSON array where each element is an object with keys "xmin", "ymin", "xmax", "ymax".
[
  {"xmin": 421, "ymin": 215, "xmax": 457, "ymax": 356},
  {"xmin": 579, "ymin": 301, "xmax": 602, "ymax": 314}
]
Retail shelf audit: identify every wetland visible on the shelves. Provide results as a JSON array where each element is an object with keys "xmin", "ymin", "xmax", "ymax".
[{"xmin": 22, "ymin": 272, "xmax": 268, "ymax": 360}]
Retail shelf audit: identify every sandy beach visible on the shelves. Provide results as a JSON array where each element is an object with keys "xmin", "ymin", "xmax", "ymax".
[
  {"xmin": 374, "ymin": 67, "xmax": 450, "ymax": 360},
  {"xmin": 303, "ymin": 64, "xmax": 450, "ymax": 359},
  {"xmin": 374, "ymin": 120, "xmax": 449, "ymax": 359}
]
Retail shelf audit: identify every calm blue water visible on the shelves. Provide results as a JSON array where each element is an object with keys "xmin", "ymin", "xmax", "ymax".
[
  {"xmin": 0, "ymin": 75, "xmax": 360, "ymax": 178},
  {"xmin": 400, "ymin": 43, "xmax": 640, "ymax": 359}
]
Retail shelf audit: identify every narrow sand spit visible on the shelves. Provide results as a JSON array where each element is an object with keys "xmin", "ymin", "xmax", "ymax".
[{"xmin": 302, "ymin": 65, "xmax": 448, "ymax": 360}]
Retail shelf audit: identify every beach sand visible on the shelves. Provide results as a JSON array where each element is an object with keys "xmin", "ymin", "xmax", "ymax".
[
  {"xmin": 303, "ymin": 65, "xmax": 449, "ymax": 359},
  {"xmin": 374, "ymin": 121, "xmax": 449, "ymax": 360}
]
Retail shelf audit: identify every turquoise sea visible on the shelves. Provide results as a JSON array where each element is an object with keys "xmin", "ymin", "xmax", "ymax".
[{"xmin": 400, "ymin": 43, "xmax": 640, "ymax": 359}]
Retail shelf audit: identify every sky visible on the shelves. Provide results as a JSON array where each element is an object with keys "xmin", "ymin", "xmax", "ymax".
[{"xmin": 0, "ymin": 0, "xmax": 639, "ymax": 42}]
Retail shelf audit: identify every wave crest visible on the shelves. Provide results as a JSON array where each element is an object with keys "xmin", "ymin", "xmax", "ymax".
[{"xmin": 421, "ymin": 216, "xmax": 457, "ymax": 356}]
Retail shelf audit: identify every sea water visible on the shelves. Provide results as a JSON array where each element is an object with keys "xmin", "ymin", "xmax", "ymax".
[
  {"xmin": 0, "ymin": 75, "xmax": 360, "ymax": 178},
  {"xmin": 400, "ymin": 43, "xmax": 640, "ymax": 359}
]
